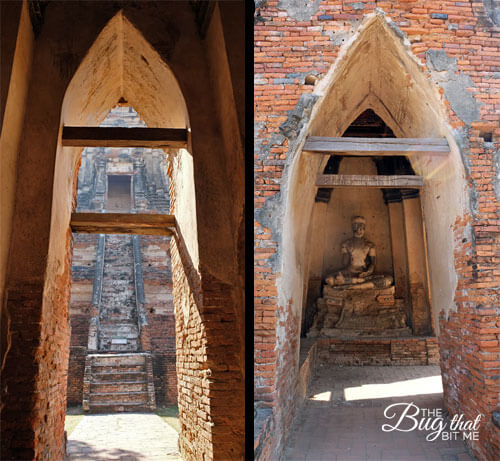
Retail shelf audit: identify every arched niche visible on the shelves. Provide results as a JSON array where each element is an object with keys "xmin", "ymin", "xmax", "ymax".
[
  {"xmin": 280, "ymin": 12, "xmax": 469, "ymax": 346},
  {"xmin": 305, "ymin": 109, "xmax": 437, "ymax": 337}
]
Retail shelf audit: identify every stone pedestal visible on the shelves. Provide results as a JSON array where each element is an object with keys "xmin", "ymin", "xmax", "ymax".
[{"xmin": 307, "ymin": 285, "xmax": 411, "ymax": 338}]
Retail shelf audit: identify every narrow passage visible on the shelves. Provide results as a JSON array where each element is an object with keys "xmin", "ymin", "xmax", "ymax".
[{"xmin": 284, "ymin": 365, "xmax": 475, "ymax": 461}]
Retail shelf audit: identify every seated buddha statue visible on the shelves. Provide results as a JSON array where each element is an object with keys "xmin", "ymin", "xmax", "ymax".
[{"xmin": 325, "ymin": 216, "xmax": 393, "ymax": 290}]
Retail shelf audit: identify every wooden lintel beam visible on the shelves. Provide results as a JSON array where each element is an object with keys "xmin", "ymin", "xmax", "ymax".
[
  {"xmin": 62, "ymin": 127, "xmax": 188, "ymax": 148},
  {"xmin": 70, "ymin": 213, "xmax": 176, "ymax": 236},
  {"xmin": 316, "ymin": 174, "xmax": 424, "ymax": 188},
  {"xmin": 303, "ymin": 136, "xmax": 450, "ymax": 156}
]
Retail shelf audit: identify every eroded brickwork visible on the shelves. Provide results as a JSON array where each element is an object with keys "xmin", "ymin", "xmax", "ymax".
[
  {"xmin": 67, "ymin": 234, "xmax": 98, "ymax": 405},
  {"xmin": 255, "ymin": 1, "xmax": 500, "ymax": 459},
  {"xmin": 142, "ymin": 235, "xmax": 177, "ymax": 406},
  {"xmin": 2, "ymin": 234, "xmax": 72, "ymax": 460},
  {"xmin": 169, "ymin": 163, "xmax": 245, "ymax": 461}
]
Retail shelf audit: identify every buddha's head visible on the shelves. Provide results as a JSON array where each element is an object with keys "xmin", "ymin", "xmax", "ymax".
[{"xmin": 352, "ymin": 215, "xmax": 366, "ymax": 238}]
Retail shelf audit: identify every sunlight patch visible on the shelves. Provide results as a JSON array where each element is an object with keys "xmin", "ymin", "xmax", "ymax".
[
  {"xmin": 310, "ymin": 391, "xmax": 332, "ymax": 401},
  {"xmin": 344, "ymin": 375, "xmax": 442, "ymax": 401}
]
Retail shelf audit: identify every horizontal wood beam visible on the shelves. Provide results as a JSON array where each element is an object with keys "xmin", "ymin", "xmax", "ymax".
[
  {"xmin": 303, "ymin": 136, "xmax": 449, "ymax": 156},
  {"xmin": 70, "ymin": 213, "xmax": 175, "ymax": 236},
  {"xmin": 62, "ymin": 127, "xmax": 188, "ymax": 148},
  {"xmin": 316, "ymin": 174, "xmax": 424, "ymax": 188}
]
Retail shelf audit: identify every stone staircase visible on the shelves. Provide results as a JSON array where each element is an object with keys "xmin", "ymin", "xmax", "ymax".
[
  {"xmin": 83, "ymin": 234, "xmax": 156, "ymax": 413},
  {"xmin": 98, "ymin": 235, "xmax": 139, "ymax": 352},
  {"xmin": 83, "ymin": 353, "xmax": 156, "ymax": 413},
  {"xmin": 99, "ymin": 322, "xmax": 139, "ymax": 352}
]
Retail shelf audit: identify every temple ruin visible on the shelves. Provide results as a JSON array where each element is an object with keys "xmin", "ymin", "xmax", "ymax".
[{"xmin": 255, "ymin": 3, "xmax": 499, "ymax": 460}]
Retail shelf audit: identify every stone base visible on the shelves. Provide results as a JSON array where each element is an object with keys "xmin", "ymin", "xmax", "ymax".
[
  {"xmin": 315, "ymin": 337, "xmax": 440, "ymax": 366},
  {"xmin": 307, "ymin": 284, "xmax": 410, "ymax": 339}
]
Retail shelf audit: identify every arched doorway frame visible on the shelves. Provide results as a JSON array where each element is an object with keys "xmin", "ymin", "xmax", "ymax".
[
  {"xmin": 262, "ymin": 10, "xmax": 471, "ymax": 457},
  {"xmin": 280, "ymin": 12, "xmax": 469, "ymax": 341},
  {"xmin": 1, "ymin": 3, "xmax": 244, "ymax": 460}
]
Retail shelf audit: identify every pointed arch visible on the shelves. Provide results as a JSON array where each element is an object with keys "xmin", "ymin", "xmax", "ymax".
[
  {"xmin": 49, "ymin": 10, "xmax": 197, "ymax": 286},
  {"xmin": 62, "ymin": 11, "xmax": 188, "ymax": 129},
  {"xmin": 46, "ymin": 7, "xmax": 201, "ymax": 453},
  {"xmin": 280, "ymin": 11, "xmax": 469, "ymax": 341}
]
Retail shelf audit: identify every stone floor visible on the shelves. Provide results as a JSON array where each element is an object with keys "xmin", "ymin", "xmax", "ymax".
[
  {"xmin": 66, "ymin": 413, "xmax": 181, "ymax": 460},
  {"xmin": 284, "ymin": 365, "xmax": 476, "ymax": 461}
]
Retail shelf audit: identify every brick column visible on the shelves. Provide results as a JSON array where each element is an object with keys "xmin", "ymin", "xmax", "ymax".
[{"xmin": 401, "ymin": 190, "xmax": 431, "ymax": 335}]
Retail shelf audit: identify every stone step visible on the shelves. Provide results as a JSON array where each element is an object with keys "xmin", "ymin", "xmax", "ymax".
[
  {"xmin": 101, "ymin": 344, "xmax": 139, "ymax": 353},
  {"xmin": 89, "ymin": 353, "xmax": 146, "ymax": 366},
  {"xmin": 100, "ymin": 314, "xmax": 136, "ymax": 319},
  {"xmin": 99, "ymin": 342, "xmax": 139, "ymax": 352},
  {"xmin": 100, "ymin": 322, "xmax": 138, "ymax": 331},
  {"xmin": 90, "ymin": 390, "xmax": 149, "ymax": 403},
  {"xmin": 91, "ymin": 371, "xmax": 147, "ymax": 382},
  {"xmin": 99, "ymin": 300, "xmax": 136, "ymax": 308},
  {"xmin": 91, "ymin": 363, "xmax": 144, "ymax": 375},
  {"xmin": 92, "ymin": 363, "xmax": 143, "ymax": 372},
  {"xmin": 100, "ymin": 329, "xmax": 139, "ymax": 339},
  {"xmin": 84, "ymin": 352, "xmax": 155, "ymax": 413},
  {"xmin": 91, "ymin": 381, "xmax": 147, "ymax": 393},
  {"xmin": 88, "ymin": 401, "xmax": 152, "ymax": 413},
  {"xmin": 99, "ymin": 298, "xmax": 136, "ymax": 308},
  {"xmin": 100, "ymin": 290, "xmax": 134, "ymax": 295},
  {"xmin": 100, "ymin": 335, "xmax": 138, "ymax": 344}
]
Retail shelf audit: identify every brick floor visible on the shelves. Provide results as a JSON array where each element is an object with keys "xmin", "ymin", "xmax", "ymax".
[
  {"xmin": 284, "ymin": 365, "xmax": 476, "ymax": 461},
  {"xmin": 66, "ymin": 413, "xmax": 181, "ymax": 460}
]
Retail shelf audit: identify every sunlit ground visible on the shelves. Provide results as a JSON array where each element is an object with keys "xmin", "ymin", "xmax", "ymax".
[
  {"xmin": 66, "ymin": 412, "xmax": 180, "ymax": 460},
  {"xmin": 155, "ymin": 406, "xmax": 180, "ymax": 433},
  {"xmin": 310, "ymin": 374, "xmax": 443, "ymax": 402},
  {"xmin": 288, "ymin": 367, "xmax": 473, "ymax": 460},
  {"xmin": 65, "ymin": 405, "xmax": 180, "ymax": 437},
  {"xmin": 65, "ymin": 406, "xmax": 85, "ymax": 436}
]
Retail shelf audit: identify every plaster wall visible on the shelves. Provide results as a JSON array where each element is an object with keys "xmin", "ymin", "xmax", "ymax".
[
  {"xmin": 0, "ymin": 0, "xmax": 34, "ymax": 307},
  {"xmin": 314, "ymin": 158, "xmax": 393, "ymax": 278},
  {"xmin": 170, "ymin": 149, "xmax": 199, "ymax": 270},
  {"xmin": 204, "ymin": 5, "xmax": 245, "ymax": 354}
]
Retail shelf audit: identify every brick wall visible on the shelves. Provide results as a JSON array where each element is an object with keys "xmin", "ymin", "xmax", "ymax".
[
  {"xmin": 254, "ymin": 1, "xmax": 500, "ymax": 459},
  {"xmin": 317, "ymin": 337, "xmax": 440, "ymax": 365},
  {"xmin": 67, "ymin": 233, "xmax": 97, "ymax": 405},
  {"xmin": 142, "ymin": 235, "xmax": 177, "ymax": 406},
  {"xmin": 169, "ymin": 163, "xmax": 245, "ymax": 460},
  {"xmin": 2, "ymin": 230, "xmax": 72, "ymax": 460}
]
